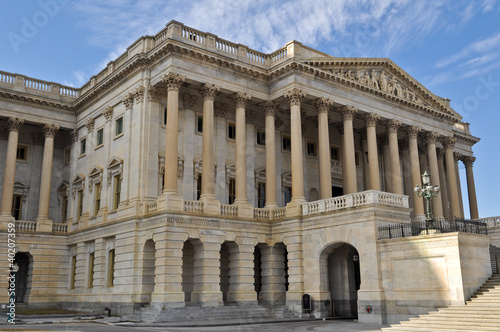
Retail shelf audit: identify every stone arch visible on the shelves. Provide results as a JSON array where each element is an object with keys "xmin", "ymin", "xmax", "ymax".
[
  {"xmin": 13, "ymin": 252, "xmax": 33, "ymax": 303},
  {"xmin": 141, "ymin": 239, "xmax": 156, "ymax": 303}
]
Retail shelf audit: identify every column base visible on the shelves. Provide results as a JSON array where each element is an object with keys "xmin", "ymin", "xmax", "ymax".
[
  {"xmin": 158, "ymin": 191, "xmax": 184, "ymax": 212},
  {"xmin": 285, "ymin": 198, "xmax": 306, "ymax": 217},
  {"xmin": 234, "ymin": 201, "xmax": 254, "ymax": 218},
  {"xmin": 199, "ymin": 195, "xmax": 220, "ymax": 216},
  {"xmin": 36, "ymin": 217, "xmax": 53, "ymax": 232}
]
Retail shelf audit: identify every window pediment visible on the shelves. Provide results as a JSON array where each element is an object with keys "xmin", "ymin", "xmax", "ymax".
[
  {"xmin": 107, "ymin": 157, "xmax": 123, "ymax": 186},
  {"xmin": 88, "ymin": 166, "xmax": 103, "ymax": 192},
  {"xmin": 72, "ymin": 174, "xmax": 85, "ymax": 198}
]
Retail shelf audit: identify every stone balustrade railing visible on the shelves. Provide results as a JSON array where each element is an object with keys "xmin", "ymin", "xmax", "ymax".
[
  {"xmin": 0, "ymin": 70, "xmax": 79, "ymax": 99},
  {"xmin": 146, "ymin": 202, "xmax": 158, "ymax": 214},
  {"xmin": 184, "ymin": 200, "xmax": 204, "ymax": 214},
  {"xmin": 221, "ymin": 204, "xmax": 238, "ymax": 217},
  {"xmin": 52, "ymin": 223, "xmax": 68, "ymax": 233},
  {"xmin": 15, "ymin": 220, "xmax": 37, "ymax": 232},
  {"xmin": 477, "ymin": 216, "xmax": 500, "ymax": 228}
]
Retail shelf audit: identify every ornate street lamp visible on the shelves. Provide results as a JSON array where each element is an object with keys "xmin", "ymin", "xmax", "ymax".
[{"xmin": 414, "ymin": 171, "xmax": 440, "ymax": 228}]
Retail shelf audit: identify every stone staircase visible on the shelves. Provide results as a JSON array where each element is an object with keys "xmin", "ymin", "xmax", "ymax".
[
  {"xmin": 490, "ymin": 245, "xmax": 500, "ymax": 274},
  {"xmin": 383, "ymin": 252, "xmax": 500, "ymax": 332}
]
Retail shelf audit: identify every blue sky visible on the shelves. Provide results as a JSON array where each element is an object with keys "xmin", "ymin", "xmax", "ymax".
[{"xmin": 1, "ymin": 0, "xmax": 499, "ymax": 218}]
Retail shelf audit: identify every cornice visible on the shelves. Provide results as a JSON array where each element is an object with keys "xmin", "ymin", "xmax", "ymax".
[
  {"xmin": 454, "ymin": 132, "xmax": 480, "ymax": 146},
  {"xmin": 0, "ymin": 89, "xmax": 74, "ymax": 114}
]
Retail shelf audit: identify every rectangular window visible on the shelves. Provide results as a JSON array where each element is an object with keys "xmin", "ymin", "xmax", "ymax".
[
  {"xmin": 355, "ymin": 151, "xmax": 360, "ymax": 166},
  {"xmin": 197, "ymin": 115, "xmax": 203, "ymax": 133},
  {"xmin": 16, "ymin": 146, "xmax": 27, "ymax": 161},
  {"xmin": 307, "ymin": 141, "xmax": 317, "ymax": 157},
  {"xmin": 80, "ymin": 138, "xmax": 86, "ymax": 156},
  {"xmin": 256, "ymin": 130, "xmax": 265, "ymax": 146},
  {"xmin": 163, "ymin": 107, "xmax": 167, "ymax": 126},
  {"xmin": 331, "ymin": 146, "xmax": 340, "ymax": 161},
  {"xmin": 88, "ymin": 252, "xmax": 94, "ymax": 289},
  {"xmin": 96, "ymin": 128, "xmax": 104, "ymax": 147},
  {"xmin": 70, "ymin": 255, "xmax": 76, "ymax": 289},
  {"xmin": 196, "ymin": 175, "xmax": 202, "ymax": 200},
  {"xmin": 257, "ymin": 183, "xmax": 266, "ymax": 208},
  {"xmin": 113, "ymin": 175, "xmax": 121, "ymax": 210},
  {"xmin": 115, "ymin": 117, "xmax": 124, "ymax": 136},
  {"xmin": 64, "ymin": 147, "xmax": 71, "ymax": 165},
  {"xmin": 94, "ymin": 183, "xmax": 101, "ymax": 216},
  {"xmin": 11, "ymin": 195, "xmax": 22, "ymax": 220},
  {"xmin": 284, "ymin": 186, "xmax": 292, "ymax": 205},
  {"xmin": 108, "ymin": 249, "xmax": 115, "ymax": 287},
  {"xmin": 77, "ymin": 190, "xmax": 83, "ymax": 220},
  {"xmin": 227, "ymin": 123, "xmax": 236, "ymax": 140},
  {"xmin": 228, "ymin": 178, "xmax": 235, "ymax": 204},
  {"xmin": 61, "ymin": 196, "xmax": 68, "ymax": 222},
  {"xmin": 282, "ymin": 135, "xmax": 291, "ymax": 151}
]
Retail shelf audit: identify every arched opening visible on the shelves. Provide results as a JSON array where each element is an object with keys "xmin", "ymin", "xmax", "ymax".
[
  {"xmin": 14, "ymin": 252, "xmax": 33, "ymax": 303},
  {"xmin": 253, "ymin": 244, "xmax": 263, "ymax": 302},
  {"xmin": 320, "ymin": 243, "xmax": 360, "ymax": 318},
  {"xmin": 142, "ymin": 239, "xmax": 156, "ymax": 303},
  {"xmin": 182, "ymin": 239, "xmax": 203, "ymax": 304},
  {"xmin": 220, "ymin": 241, "xmax": 238, "ymax": 305}
]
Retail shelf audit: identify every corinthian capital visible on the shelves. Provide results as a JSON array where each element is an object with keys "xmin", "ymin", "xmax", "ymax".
[
  {"xmin": 284, "ymin": 88, "xmax": 306, "ymax": 106},
  {"xmin": 122, "ymin": 92, "xmax": 134, "ymax": 109},
  {"xmin": 102, "ymin": 106, "xmax": 113, "ymax": 122},
  {"xmin": 442, "ymin": 136, "xmax": 456, "ymax": 150},
  {"xmin": 386, "ymin": 119, "xmax": 402, "ymax": 133},
  {"xmin": 363, "ymin": 113, "xmax": 380, "ymax": 127},
  {"xmin": 339, "ymin": 105, "xmax": 358, "ymax": 120},
  {"xmin": 232, "ymin": 92, "xmax": 252, "ymax": 108},
  {"xmin": 200, "ymin": 83, "xmax": 220, "ymax": 100},
  {"xmin": 148, "ymin": 85, "xmax": 164, "ymax": 103},
  {"xmin": 315, "ymin": 97, "xmax": 333, "ymax": 114},
  {"xmin": 85, "ymin": 118, "xmax": 95, "ymax": 132},
  {"xmin": 462, "ymin": 156, "xmax": 476, "ymax": 167},
  {"xmin": 425, "ymin": 131, "xmax": 440, "ymax": 144},
  {"xmin": 43, "ymin": 123, "xmax": 60, "ymax": 138},
  {"xmin": 133, "ymin": 85, "xmax": 146, "ymax": 103},
  {"xmin": 8, "ymin": 117, "xmax": 25, "ymax": 131},
  {"xmin": 162, "ymin": 72, "xmax": 185, "ymax": 91},
  {"xmin": 406, "ymin": 125, "xmax": 421, "ymax": 139},
  {"xmin": 261, "ymin": 101, "xmax": 279, "ymax": 116}
]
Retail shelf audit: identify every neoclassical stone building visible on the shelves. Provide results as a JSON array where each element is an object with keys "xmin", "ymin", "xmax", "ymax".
[{"xmin": 0, "ymin": 21, "xmax": 491, "ymax": 324}]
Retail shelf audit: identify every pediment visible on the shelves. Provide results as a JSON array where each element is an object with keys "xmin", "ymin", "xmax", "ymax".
[
  {"xmin": 107, "ymin": 156, "xmax": 123, "ymax": 169},
  {"xmin": 301, "ymin": 58, "xmax": 462, "ymax": 122},
  {"xmin": 88, "ymin": 165, "xmax": 103, "ymax": 178},
  {"xmin": 57, "ymin": 181, "xmax": 69, "ymax": 191},
  {"xmin": 14, "ymin": 181, "xmax": 30, "ymax": 189},
  {"xmin": 72, "ymin": 173, "xmax": 85, "ymax": 184}
]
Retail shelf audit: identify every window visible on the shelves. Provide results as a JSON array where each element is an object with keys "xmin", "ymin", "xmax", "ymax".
[
  {"xmin": 16, "ymin": 146, "xmax": 27, "ymax": 161},
  {"xmin": 70, "ymin": 255, "xmax": 76, "ymax": 289},
  {"xmin": 307, "ymin": 141, "xmax": 317, "ymax": 157},
  {"xmin": 228, "ymin": 178, "xmax": 235, "ymax": 204},
  {"xmin": 64, "ymin": 147, "xmax": 71, "ymax": 165},
  {"xmin": 96, "ymin": 128, "xmax": 104, "ymax": 147},
  {"xmin": 228, "ymin": 123, "xmax": 236, "ymax": 140},
  {"xmin": 88, "ymin": 252, "xmax": 95, "ymax": 289},
  {"xmin": 11, "ymin": 195, "xmax": 22, "ymax": 220},
  {"xmin": 94, "ymin": 183, "xmax": 101, "ymax": 216},
  {"xmin": 282, "ymin": 135, "xmax": 291, "ymax": 151},
  {"xmin": 331, "ymin": 146, "xmax": 340, "ymax": 161},
  {"xmin": 284, "ymin": 186, "xmax": 292, "ymax": 205},
  {"xmin": 196, "ymin": 175, "xmax": 202, "ymax": 200},
  {"xmin": 163, "ymin": 107, "xmax": 167, "ymax": 126},
  {"xmin": 355, "ymin": 151, "xmax": 360, "ymax": 166},
  {"xmin": 61, "ymin": 196, "xmax": 68, "ymax": 222},
  {"xmin": 197, "ymin": 115, "xmax": 203, "ymax": 133},
  {"xmin": 257, "ymin": 183, "xmax": 266, "ymax": 208},
  {"xmin": 107, "ymin": 249, "xmax": 115, "ymax": 287},
  {"xmin": 256, "ymin": 130, "xmax": 265, "ymax": 146},
  {"xmin": 77, "ymin": 190, "xmax": 84, "ymax": 220},
  {"xmin": 80, "ymin": 138, "xmax": 86, "ymax": 156},
  {"xmin": 115, "ymin": 117, "xmax": 123, "ymax": 136},
  {"xmin": 113, "ymin": 175, "xmax": 121, "ymax": 210}
]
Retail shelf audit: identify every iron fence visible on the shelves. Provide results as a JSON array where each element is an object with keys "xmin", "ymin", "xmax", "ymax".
[{"xmin": 378, "ymin": 219, "xmax": 488, "ymax": 240}]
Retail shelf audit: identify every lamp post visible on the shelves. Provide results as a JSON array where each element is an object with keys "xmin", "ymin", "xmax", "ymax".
[{"xmin": 414, "ymin": 171, "xmax": 440, "ymax": 229}]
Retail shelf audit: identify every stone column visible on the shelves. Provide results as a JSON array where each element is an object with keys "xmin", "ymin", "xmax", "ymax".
[
  {"xmin": 262, "ymin": 101, "xmax": 278, "ymax": 208},
  {"xmin": 37, "ymin": 124, "xmax": 60, "ymax": 227},
  {"xmin": 193, "ymin": 239, "xmax": 223, "ymax": 306},
  {"xmin": 340, "ymin": 106, "xmax": 358, "ymax": 194},
  {"xmin": 425, "ymin": 132, "xmax": 443, "ymax": 219},
  {"xmin": 0, "ymin": 117, "xmax": 24, "ymax": 220},
  {"xmin": 316, "ymin": 98, "xmax": 333, "ymax": 199},
  {"xmin": 443, "ymin": 137, "xmax": 461, "ymax": 218},
  {"xmin": 232, "ymin": 92, "xmax": 253, "ymax": 216},
  {"xmin": 284, "ymin": 88, "xmax": 306, "ymax": 215},
  {"xmin": 454, "ymin": 153, "xmax": 465, "ymax": 218},
  {"xmin": 386, "ymin": 120, "xmax": 402, "ymax": 195},
  {"xmin": 230, "ymin": 242, "xmax": 258, "ymax": 304},
  {"xmin": 381, "ymin": 137, "xmax": 392, "ymax": 193},
  {"xmin": 437, "ymin": 149, "xmax": 450, "ymax": 219},
  {"xmin": 199, "ymin": 83, "xmax": 220, "ymax": 214},
  {"xmin": 364, "ymin": 113, "xmax": 381, "ymax": 191},
  {"xmin": 406, "ymin": 126, "xmax": 424, "ymax": 218},
  {"xmin": 462, "ymin": 156, "xmax": 479, "ymax": 219},
  {"xmin": 261, "ymin": 245, "xmax": 287, "ymax": 304}
]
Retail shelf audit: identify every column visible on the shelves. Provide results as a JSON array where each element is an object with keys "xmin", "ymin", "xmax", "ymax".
[
  {"xmin": 193, "ymin": 239, "xmax": 223, "ymax": 306},
  {"xmin": 230, "ymin": 243, "xmax": 258, "ymax": 304},
  {"xmin": 340, "ymin": 106, "xmax": 358, "ymax": 194},
  {"xmin": 462, "ymin": 156, "xmax": 479, "ymax": 219},
  {"xmin": 443, "ymin": 137, "xmax": 461, "ymax": 218},
  {"xmin": 406, "ymin": 126, "xmax": 424, "ymax": 217},
  {"xmin": 36, "ymin": 123, "xmax": 59, "ymax": 225},
  {"xmin": 199, "ymin": 83, "xmax": 220, "ymax": 214},
  {"xmin": 454, "ymin": 153, "xmax": 465, "ymax": 218},
  {"xmin": 284, "ymin": 88, "xmax": 306, "ymax": 215},
  {"xmin": 232, "ymin": 92, "xmax": 252, "ymax": 214},
  {"xmin": 0, "ymin": 117, "xmax": 24, "ymax": 220},
  {"xmin": 262, "ymin": 101, "xmax": 278, "ymax": 208},
  {"xmin": 315, "ymin": 98, "xmax": 333, "ymax": 199},
  {"xmin": 437, "ymin": 149, "xmax": 450, "ymax": 219},
  {"xmin": 386, "ymin": 120, "xmax": 402, "ymax": 195},
  {"xmin": 381, "ymin": 137, "xmax": 392, "ymax": 192},
  {"xmin": 261, "ymin": 245, "xmax": 287, "ymax": 304},
  {"xmin": 364, "ymin": 113, "xmax": 381, "ymax": 191},
  {"xmin": 161, "ymin": 73, "xmax": 185, "ymax": 209},
  {"xmin": 425, "ymin": 132, "xmax": 443, "ymax": 219}
]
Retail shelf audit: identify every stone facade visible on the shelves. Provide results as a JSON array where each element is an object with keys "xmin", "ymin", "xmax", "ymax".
[{"xmin": 0, "ymin": 21, "xmax": 490, "ymax": 324}]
